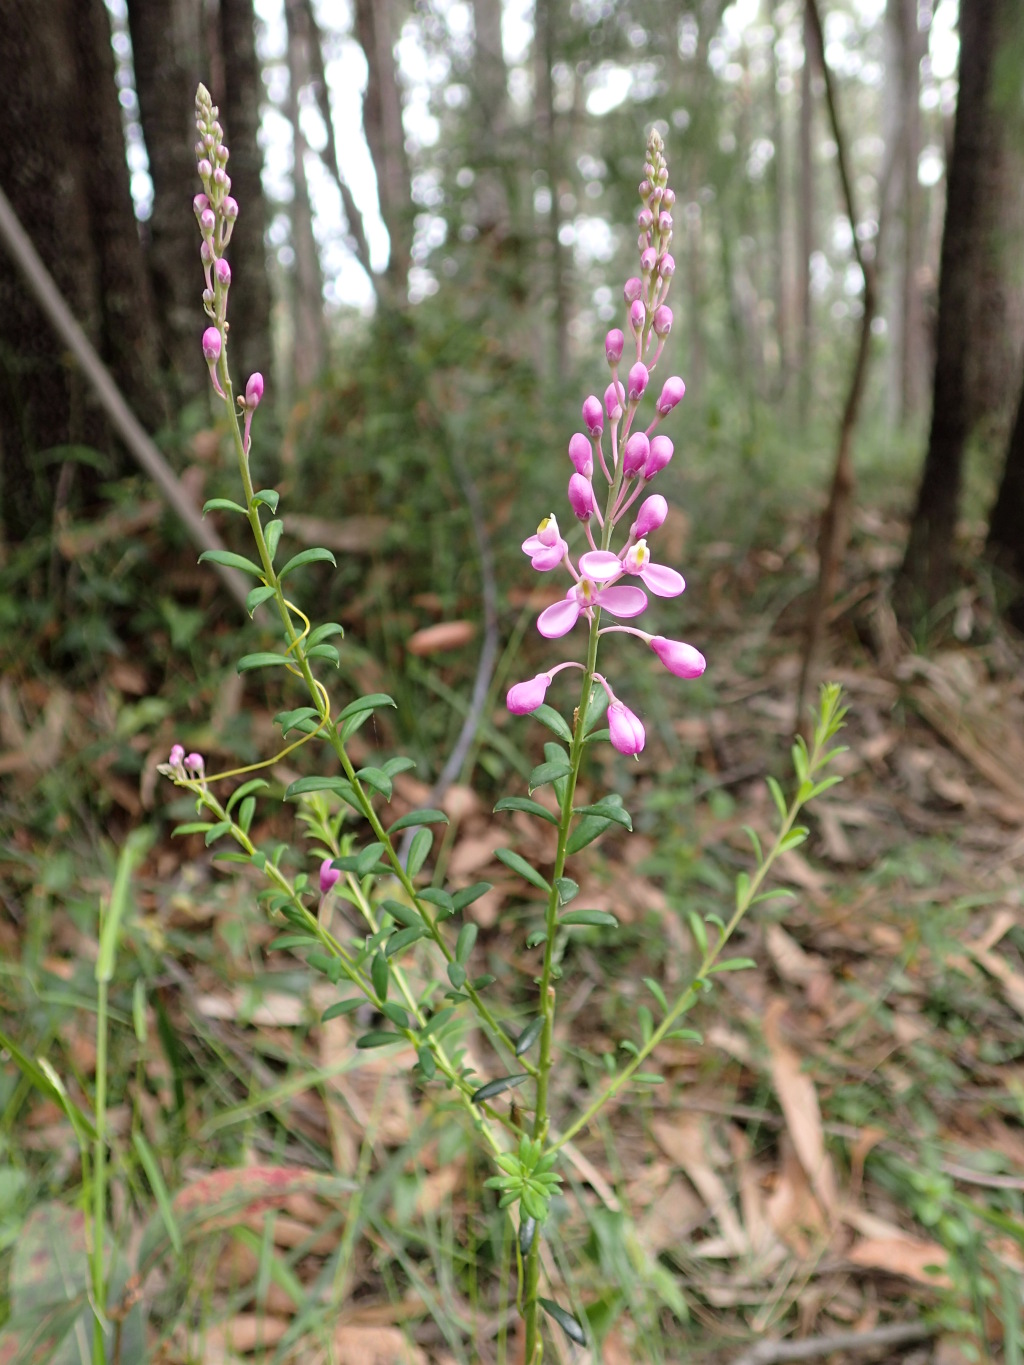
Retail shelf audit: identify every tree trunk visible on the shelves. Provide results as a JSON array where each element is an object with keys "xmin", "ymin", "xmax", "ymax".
[
  {"xmin": 126, "ymin": 0, "xmax": 206, "ymax": 400},
  {"xmin": 0, "ymin": 0, "xmax": 160, "ymax": 542},
  {"xmin": 796, "ymin": 0, "xmax": 816, "ymax": 429},
  {"xmin": 987, "ymin": 363, "xmax": 1024, "ymax": 612},
  {"xmin": 216, "ymin": 0, "xmax": 271, "ymax": 385},
  {"xmin": 470, "ymin": 0, "xmax": 510, "ymax": 238},
  {"xmin": 353, "ymin": 0, "xmax": 413, "ymax": 307},
  {"xmin": 534, "ymin": 0, "xmax": 570, "ymax": 382},
  {"xmin": 896, "ymin": 1, "xmax": 1004, "ymax": 621},
  {"xmin": 284, "ymin": 0, "xmax": 328, "ymax": 387}
]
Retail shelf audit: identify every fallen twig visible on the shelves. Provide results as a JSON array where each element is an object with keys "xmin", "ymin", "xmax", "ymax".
[{"xmin": 732, "ymin": 1320, "xmax": 933, "ymax": 1365}]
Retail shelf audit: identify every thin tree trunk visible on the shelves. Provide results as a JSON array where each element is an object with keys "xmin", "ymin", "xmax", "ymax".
[
  {"xmin": 769, "ymin": 3, "xmax": 792, "ymax": 391},
  {"xmin": 535, "ymin": 0, "xmax": 569, "ymax": 382},
  {"xmin": 0, "ymin": 0, "xmax": 160, "ymax": 542},
  {"xmin": 353, "ymin": 0, "xmax": 413, "ymax": 307},
  {"xmin": 126, "ymin": 0, "xmax": 206, "ymax": 399},
  {"xmin": 216, "ymin": 0, "xmax": 271, "ymax": 384},
  {"xmin": 796, "ymin": 0, "xmax": 884, "ymax": 726},
  {"xmin": 470, "ymin": 0, "xmax": 511, "ymax": 239},
  {"xmin": 796, "ymin": 0, "xmax": 816, "ymax": 430},
  {"xmin": 986, "ymin": 361, "xmax": 1024, "ymax": 617},
  {"xmin": 284, "ymin": 0, "xmax": 328, "ymax": 387},
  {"xmin": 896, "ymin": 1, "xmax": 1004, "ymax": 622}
]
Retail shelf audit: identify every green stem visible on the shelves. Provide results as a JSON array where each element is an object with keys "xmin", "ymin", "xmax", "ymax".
[{"xmin": 92, "ymin": 974, "xmax": 108, "ymax": 1362}]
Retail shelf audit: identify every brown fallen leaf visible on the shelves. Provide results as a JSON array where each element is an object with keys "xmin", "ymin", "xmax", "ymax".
[
  {"xmin": 205, "ymin": 1314, "xmax": 290, "ymax": 1353},
  {"xmin": 406, "ymin": 620, "xmax": 476, "ymax": 655},
  {"xmin": 762, "ymin": 998, "xmax": 837, "ymax": 1218},
  {"xmin": 332, "ymin": 1324, "xmax": 427, "ymax": 1364},
  {"xmin": 846, "ymin": 1235, "xmax": 950, "ymax": 1287}
]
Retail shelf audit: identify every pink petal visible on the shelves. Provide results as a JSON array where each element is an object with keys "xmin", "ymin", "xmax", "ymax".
[
  {"xmin": 596, "ymin": 585, "xmax": 648, "ymax": 618},
  {"xmin": 537, "ymin": 596, "xmax": 582, "ymax": 638},
  {"xmin": 639, "ymin": 563, "xmax": 685, "ymax": 597},
  {"xmin": 578, "ymin": 550, "xmax": 622, "ymax": 582},
  {"xmin": 523, "ymin": 536, "xmax": 566, "ymax": 571}
]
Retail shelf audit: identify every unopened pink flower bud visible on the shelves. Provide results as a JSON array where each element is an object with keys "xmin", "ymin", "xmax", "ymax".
[
  {"xmin": 637, "ymin": 208, "xmax": 653, "ymax": 231},
  {"xmin": 628, "ymin": 362, "xmax": 649, "ymax": 401},
  {"xmin": 320, "ymin": 858, "xmax": 341, "ymax": 895},
  {"xmin": 214, "ymin": 257, "xmax": 231, "ymax": 286},
  {"xmin": 604, "ymin": 381, "xmax": 625, "ymax": 420},
  {"xmin": 215, "ymin": 144, "xmax": 229, "ymax": 164},
  {"xmin": 659, "ymin": 212, "xmax": 673, "ymax": 233},
  {"xmin": 662, "ymin": 188, "xmax": 676, "ymax": 208},
  {"xmin": 202, "ymin": 288, "xmax": 215, "ymax": 308},
  {"xmin": 650, "ymin": 636, "xmax": 706, "ymax": 679},
  {"xmin": 582, "ymin": 396, "xmax": 604, "ymax": 435},
  {"xmin": 193, "ymin": 193, "xmax": 209, "ymax": 217},
  {"xmin": 507, "ymin": 672, "xmax": 552, "ymax": 715},
  {"xmin": 568, "ymin": 473, "xmax": 595, "ymax": 520},
  {"xmin": 185, "ymin": 752, "xmax": 205, "ymax": 772},
  {"xmin": 608, "ymin": 700, "xmax": 645, "ymax": 755},
  {"xmin": 223, "ymin": 197, "xmax": 239, "ymax": 220},
  {"xmin": 568, "ymin": 432, "xmax": 593, "ymax": 476},
  {"xmin": 655, "ymin": 376, "xmax": 686, "ymax": 415},
  {"xmin": 200, "ymin": 208, "xmax": 215, "ymax": 236},
  {"xmin": 623, "ymin": 432, "xmax": 650, "ymax": 476},
  {"xmin": 198, "ymin": 158, "xmax": 212, "ymax": 179},
  {"xmin": 212, "ymin": 168, "xmax": 229, "ymax": 189},
  {"xmin": 624, "ymin": 277, "xmax": 642, "ymax": 304},
  {"xmin": 202, "ymin": 327, "xmax": 221, "ymax": 361},
  {"xmin": 605, "ymin": 329, "xmax": 624, "ymax": 364},
  {"xmin": 631, "ymin": 494, "xmax": 668, "ymax": 538},
  {"xmin": 652, "ymin": 305, "xmax": 673, "ymax": 336},
  {"xmin": 658, "ymin": 253, "xmax": 676, "ymax": 279},
  {"xmin": 169, "ymin": 743, "xmax": 185, "ymax": 766},
  {"xmin": 629, "ymin": 300, "xmax": 645, "ymax": 334},
  {"xmin": 644, "ymin": 435, "xmax": 674, "ymax": 478},
  {"xmin": 245, "ymin": 372, "xmax": 264, "ymax": 407},
  {"xmin": 640, "ymin": 247, "xmax": 657, "ymax": 272},
  {"xmin": 638, "ymin": 179, "xmax": 652, "ymax": 198}
]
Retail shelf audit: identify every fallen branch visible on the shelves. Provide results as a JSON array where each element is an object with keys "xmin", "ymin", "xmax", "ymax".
[{"xmin": 732, "ymin": 1320, "xmax": 933, "ymax": 1365}]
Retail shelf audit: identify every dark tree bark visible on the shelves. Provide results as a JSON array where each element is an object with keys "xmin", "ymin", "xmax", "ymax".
[
  {"xmin": 796, "ymin": 0, "xmax": 817, "ymax": 429},
  {"xmin": 987, "ymin": 365, "xmax": 1024, "ymax": 612},
  {"xmin": 470, "ymin": 0, "xmax": 511, "ymax": 238},
  {"xmin": 284, "ymin": 0, "xmax": 328, "ymax": 387},
  {"xmin": 0, "ymin": 0, "xmax": 161, "ymax": 542},
  {"xmin": 216, "ymin": 0, "xmax": 271, "ymax": 385},
  {"xmin": 896, "ymin": 1, "xmax": 1005, "ymax": 621},
  {"xmin": 353, "ymin": 0, "xmax": 414, "ymax": 307},
  {"xmin": 534, "ymin": 0, "xmax": 570, "ymax": 381},
  {"xmin": 126, "ymin": 0, "xmax": 206, "ymax": 400}
]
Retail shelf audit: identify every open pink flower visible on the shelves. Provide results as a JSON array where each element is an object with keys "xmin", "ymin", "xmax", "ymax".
[
  {"xmin": 320, "ymin": 858, "xmax": 341, "ymax": 895},
  {"xmin": 537, "ymin": 577, "xmax": 647, "ymax": 639},
  {"xmin": 623, "ymin": 540, "xmax": 684, "ymax": 596},
  {"xmin": 608, "ymin": 700, "xmax": 645, "ymax": 755},
  {"xmin": 522, "ymin": 514, "xmax": 568, "ymax": 571}
]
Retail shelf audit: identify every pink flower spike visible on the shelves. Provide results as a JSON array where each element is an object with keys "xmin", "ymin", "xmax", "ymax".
[
  {"xmin": 568, "ymin": 473, "xmax": 595, "ymax": 520},
  {"xmin": 631, "ymin": 493, "xmax": 668, "ymax": 538},
  {"xmin": 605, "ymin": 329, "xmax": 624, "ymax": 364},
  {"xmin": 628, "ymin": 362, "xmax": 649, "ymax": 401},
  {"xmin": 320, "ymin": 858, "xmax": 341, "ymax": 895},
  {"xmin": 655, "ymin": 376, "xmax": 686, "ymax": 415},
  {"xmin": 608, "ymin": 700, "xmax": 645, "ymax": 755},
  {"xmin": 568, "ymin": 432, "xmax": 593, "ymax": 476},
  {"xmin": 650, "ymin": 636, "xmax": 706, "ymax": 678},
  {"xmin": 522, "ymin": 514, "xmax": 568, "ymax": 571},
  {"xmin": 624, "ymin": 277, "xmax": 642, "ymax": 304},
  {"xmin": 644, "ymin": 434, "xmax": 674, "ymax": 478},
  {"xmin": 169, "ymin": 744, "xmax": 185, "ymax": 766},
  {"xmin": 245, "ymin": 372, "xmax": 264, "ymax": 407},
  {"xmin": 582, "ymin": 395, "xmax": 604, "ymax": 435},
  {"xmin": 507, "ymin": 672, "xmax": 553, "ymax": 714},
  {"xmin": 623, "ymin": 432, "xmax": 650, "ymax": 476},
  {"xmin": 624, "ymin": 540, "xmax": 684, "ymax": 596},
  {"xmin": 578, "ymin": 550, "xmax": 622, "ymax": 582}
]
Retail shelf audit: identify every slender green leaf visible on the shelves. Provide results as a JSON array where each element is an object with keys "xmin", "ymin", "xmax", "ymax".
[
  {"xmin": 526, "ymin": 930, "xmax": 547, "ymax": 948},
  {"xmin": 275, "ymin": 705, "xmax": 319, "ymax": 733},
  {"xmin": 133, "ymin": 1129, "xmax": 182, "ymax": 1254},
  {"xmin": 495, "ymin": 849, "xmax": 550, "ymax": 894},
  {"xmin": 356, "ymin": 765, "xmax": 393, "ymax": 800},
  {"xmin": 355, "ymin": 842, "xmax": 386, "ymax": 876},
  {"xmin": 321, "ymin": 998, "xmax": 362, "ymax": 1021},
  {"xmin": 203, "ymin": 496, "xmax": 247, "ymax": 515},
  {"xmin": 452, "ymin": 882, "xmax": 491, "ymax": 911},
  {"xmin": 687, "ymin": 910, "xmax": 708, "ymax": 955},
  {"xmin": 494, "ymin": 796, "xmax": 559, "ymax": 826},
  {"xmin": 709, "ymin": 957, "xmax": 757, "ymax": 973},
  {"xmin": 643, "ymin": 977, "xmax": 667, "ymax": 1011},
  {"xmin": 455, "ymin": 923, "xmax": 477, "ymax": 963},
  {"xmin": 381, "ymin": 1002, "xmax": 409, "ymax": 1029},
  {"xmin": 264, "ymin": 518, "xmax": 284, "ymax": 562},
  {"xmin": 766, "ymin": 774, "xmax": 788, "ymax": 820},
  {"xmin": 407, "ymin": 827, "xmax": 433, "ymax": 876},
  {"xmin": 528, "ymin": 758, "xmax": 571, "ymax": 792},
  {"xmin": 447, "ymin": 961, "xmax": 467, "ymax": 990},
  {"xmin": 515, "ymin": 1017, "xmax": 544, "ymax": 1056},
  {"xmin": 226, "ymin": 779, "xmax": 270, "ymax": 814},
  {"xmin": 554, "ymin": 877, "xmax": 578, "ymax": 905},
  {"xmin": 199, "ymin": 548, "xmax": 265, "ymax": 577},
  {"xmin": 237, "ymin": 651, "xmax": 292, "ymax": 672},
  {"xmin": 539, "ymin": 1298, "xmax": 587, "ymax": 1346},
  {"xmin": 388, "ymin": 808, "xmax": 449, "ymax": 834},
  {"xmin": 237, "ymin": 797, "xmax": 256, "ymax": 834},
  {"xmin": 531, "ymin": 704, "xmax": 573, "ymax": 742},
  {"xmin": 306, "ymin": 643, "xmax": 340, "ymax": 666},
  {"xmin": 307, "ymin": 622, "xmax": 345, "ymax": 647},
  {"xmin": 279, "ymin": 547, "xmax": 337, "ymax": 578},
  {"xmin": 252, "ymin": 488, "xmax": 279, "ymax": 512},
  {"xmin": 565, "ymin": 814, "xmax": 614, "ymax": 855},
  {"xmin": 245, "ymin": 583, "xmax": 277, "ymax": 616},
  {"xmin": 560, "ymin": 909, "xmax": 618, "ymax": 928},
  {"xmin": 204, "ymin": 821, "xmax": 232, "ymax": 846},
  {"xmin": 421, "ymin": 887, "xmax": 455, "ymax": 915},
  {"xmin": 97, "ymin": 828, "xmax": 151, "ymax": 981},
  {"xmin": 382, "ymin": 755, "xmax": 417, "ymax": 777},
  {"xmin": 371, "ymin": 952, "xmax": 389, "ymax": 1001},
  {"xmin": 385, "ymin": 926, "xmax": 426, "ymax": 956},
  {"xmin": 575, "ymin": 796, "xmax": 632, "ymax": 830},
  {"xmin": 284, "ymin": 776, "xmax": 358, "ymax": 803},
  {"xmin": 381, "ymin": 899, "xmax": 422, "ymax": 928},
  {"xmin": 471, "ymin": 1073, "xmax": 529, "ymax": 1105},
  {"xmin": 355, "ymin": 1031, "xmax": 403, "ymax": 1049}
]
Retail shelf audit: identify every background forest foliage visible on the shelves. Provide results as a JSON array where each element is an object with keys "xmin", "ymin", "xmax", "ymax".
[{"xmin": 2, "ymin": 1, "xmax": 1024, "ymax": 1363}]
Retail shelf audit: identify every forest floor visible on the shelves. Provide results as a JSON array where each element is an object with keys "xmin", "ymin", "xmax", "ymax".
[{"xmin": 2, "ymin": 489, "xmax": 1024, "ymax": 1365}]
